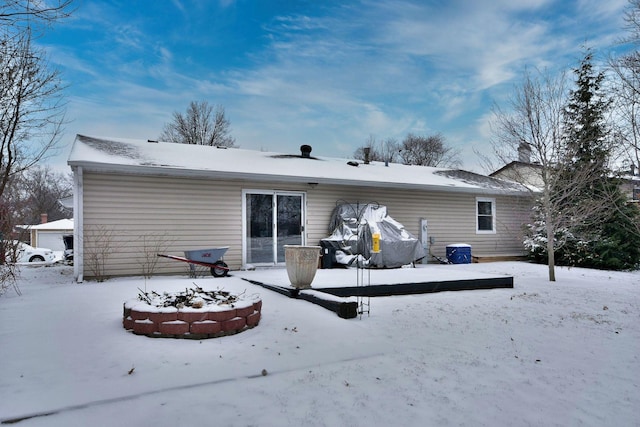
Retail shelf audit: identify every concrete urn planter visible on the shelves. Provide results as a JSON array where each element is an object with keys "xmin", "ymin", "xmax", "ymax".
[{"xmin": 284, "ymin": 245, "xmax": 321, "ymax": 289}]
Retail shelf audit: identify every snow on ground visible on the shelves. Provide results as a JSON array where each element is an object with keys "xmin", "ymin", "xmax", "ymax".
[{"xmin": 0, "ymin": 262, "xmax": 638, "ymax": 426}]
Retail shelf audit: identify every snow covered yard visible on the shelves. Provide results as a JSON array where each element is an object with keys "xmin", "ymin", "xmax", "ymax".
[{"xmin": 0, "ymin": 262, "xmax": 638, "ymax": 426}]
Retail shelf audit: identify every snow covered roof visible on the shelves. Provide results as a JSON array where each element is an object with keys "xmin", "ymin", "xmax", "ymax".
[
  {"xmin": 58, "ymin": 195, "xmax": 73, "ymax": 209},
  {"xmin": 27, "ymin": 218, "xmax": 74, "ymax": 231},
  {"xmin": 67, "ymin": 135, "xmax": 529, "ymax": 195}
]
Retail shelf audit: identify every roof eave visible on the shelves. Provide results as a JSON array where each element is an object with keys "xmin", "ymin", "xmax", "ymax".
[{"xmin": 68, "ymin": 160, "xmax": 532, "ymax": 196}]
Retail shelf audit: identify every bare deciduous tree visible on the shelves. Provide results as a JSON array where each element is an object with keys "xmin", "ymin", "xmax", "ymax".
[
  {"xmin": 491, "ymin": 68, "xmax": 565, "ymax": 281},
  {"xmin": 354, "ymin": 136, "xmax": 400, "ymax": 163},
  {"xmin": 621, "ymin": 0, "xmax": 640, "ymax": 46},
  {"xmin": 159, "ymin": 101, "xmax": 237, "ymax": 148},
  {"xmin": 399, "ymin": 133, "xmax": 461, "ymax": 167},
  {"xmin": 598, "ymin": 1, "xmax": 640, "ymax": 253},
  {"xmin": 1, "ymin": 1, "xmax": 70, "ymax": 198},
  {"xmin": 609, "ymin": 59, "xmax": 640, "ymax": 170},
  {"xmin": 11, "ymin": 166, "xmax": 72, "ymax": 224},
  {"xmin": 0, "ymin": 1, "xmax": 72, "ymax": 26},
  {"xmin": 354, "ymin": 133, "xmax": 460, "ymax": 167},
  {"xmin": 609, "ymin": 1, "xmax": 640, "ymax": 171},
  {"xmin": 1, "ymin": 0, "xmax": 71, "ymax": 292}
]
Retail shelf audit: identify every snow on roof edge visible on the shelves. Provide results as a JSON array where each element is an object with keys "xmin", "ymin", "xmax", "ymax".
[
  {"xmin": 67, "ymin": 135, "xmax": 532, "ymax": 196},
  {"xmin": 23, "ymin": 218, "xmax": 74, "ymax": 230}
]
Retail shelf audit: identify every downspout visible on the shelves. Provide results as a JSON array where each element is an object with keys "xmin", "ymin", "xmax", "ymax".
[{"xmin": 72, "ymin": 166, "xmax": 84, "ymax": 282}]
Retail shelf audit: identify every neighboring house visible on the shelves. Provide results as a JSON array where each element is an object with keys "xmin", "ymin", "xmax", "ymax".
[
  {"xmin": 490, "ymin": 161, "xmax": 544, "ymax": 190},
  {"xmin": 490, "ymin": 144, "xmax": 543, "ymax": 190},
  {"xmin": 27, "ymin": 218, "xmax": 74, "ymax": 252},
  {"xmin": 618, "ymin": 174, "xmax": 640, "ymax": 203},
  {"xmin": 67, "ymin": 135, "xmax": 533, "ymax": 281},
  {"xmin": 491, "ymin": 159, "xmax": 640, "ymax": 203}
]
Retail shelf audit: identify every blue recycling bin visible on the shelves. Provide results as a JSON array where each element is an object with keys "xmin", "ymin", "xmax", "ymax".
[{"xmin": 446, "ymin": 244, "xmax": 472, "ymax": 264}]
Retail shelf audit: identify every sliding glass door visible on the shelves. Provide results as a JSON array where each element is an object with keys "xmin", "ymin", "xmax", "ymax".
[{"xmin": 244, "ymin": 191, "xmax": 304, "ymax": 266}]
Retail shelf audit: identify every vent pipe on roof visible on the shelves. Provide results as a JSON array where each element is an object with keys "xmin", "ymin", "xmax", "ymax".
[
  {"xmin": 300, "ymin": 144, "xmax": 312, "ymax": 158},
  {"xmin": 363, "ymin": 147, "xmax": 370, "ymax": 164}
]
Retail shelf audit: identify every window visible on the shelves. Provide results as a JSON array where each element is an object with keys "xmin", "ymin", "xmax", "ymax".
[{"xmin": 476, "ymin": 197, "xmax": 496, "ymax": 234}]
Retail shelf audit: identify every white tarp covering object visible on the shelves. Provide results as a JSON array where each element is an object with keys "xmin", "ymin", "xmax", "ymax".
[{"xmin": 321, "ymin": 203, "xmax": 425, "ymax": 268}]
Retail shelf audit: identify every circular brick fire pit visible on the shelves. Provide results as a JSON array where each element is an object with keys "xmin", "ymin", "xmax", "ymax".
[{"xmin": 123, "ymin": 288, "xmax": 262, "ymax": 339}]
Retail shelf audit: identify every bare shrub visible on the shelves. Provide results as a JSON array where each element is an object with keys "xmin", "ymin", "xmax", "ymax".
[
  {"xmin": 84, "ymin": 225, "xmax": 114, "ymax": 282},
  {"xmin": 137, "ymin": 232, "xmax": 174, "ymax": 279},
  {"xmin": 0, "ymin": 263, "xmax": 19, "ymax": 296}
]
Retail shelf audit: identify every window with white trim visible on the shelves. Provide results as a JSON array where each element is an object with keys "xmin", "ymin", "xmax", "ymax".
[{"xmin": 476, "ymin": 197, "xmax": 496, "ymax": 234}]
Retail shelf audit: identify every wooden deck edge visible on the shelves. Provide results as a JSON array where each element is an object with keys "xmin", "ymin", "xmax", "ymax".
[
  {"xmin": 241, "ymin": 276, "xmax": 514, "ymax": 318},
  {"xmin": 241, "ymin": 278, "xmax": 358, "ymax": 318},
  {"xmin": 472, "ymin": 254, "xmax": 528, "ymax": 263},
  {"xmin": 316, "ymin": 277, "xmax": 514, "ymax": 297},
  {"xmin": 296, "ymin": 293, "xmax": 358, "ymax": 319},
  {"xmin": 241, "ymin": 278, "xmax": 298, "ymax": 297}
]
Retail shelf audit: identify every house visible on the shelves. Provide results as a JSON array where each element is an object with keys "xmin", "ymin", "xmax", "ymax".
[
  {"xmin": 491, "ymin": 151, "xmax": 640, "ymax": 203},
  {"xmin": 489, "ymin": 161, "xmax": 544, "ymax": 190},
  {"xmin": 27, "ymin": 218, "xmax": 74, "ymax": 252},
  {"xmin": 489, "ymin": 143, "xmax": 544, "ymax": 190},
  {"xmin": 67, "ymin": 135, "xmax": 533, "ymax": 281},
  {"xmin": 618, "ymin": 174, "xmax": 640, "ymax": 203}
]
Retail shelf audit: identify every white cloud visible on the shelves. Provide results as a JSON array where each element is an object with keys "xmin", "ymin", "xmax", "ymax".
[{"xmin": 45, "ymin": 0, "xmax": 634, "ymax": 171}]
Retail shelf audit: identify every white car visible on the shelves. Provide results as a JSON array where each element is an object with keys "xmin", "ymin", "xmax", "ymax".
[{"xmin": 3, "ymin": 241, "xmax": 56, "ymax": 264}]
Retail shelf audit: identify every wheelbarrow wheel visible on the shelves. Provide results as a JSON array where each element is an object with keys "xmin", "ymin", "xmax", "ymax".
[{"xmin": 211, "ymin": 260, "xmax": 228, "ymax": 277}]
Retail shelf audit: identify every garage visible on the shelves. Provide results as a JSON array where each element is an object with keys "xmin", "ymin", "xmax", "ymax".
[{"xmin": 29, "ymin": 219, "xmax": 74, "ymax": 252}]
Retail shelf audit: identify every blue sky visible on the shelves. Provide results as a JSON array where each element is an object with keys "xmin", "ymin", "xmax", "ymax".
[{"xmin": 41, "ymin": 0, "xmax": 632, "ymax": 173}]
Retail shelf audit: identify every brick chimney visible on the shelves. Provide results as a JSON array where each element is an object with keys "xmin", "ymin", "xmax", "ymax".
[
  {"xmin": 517, "ymin": 142, "xmax": 531, "ymax": 163},
  {"xmin": 40, "ymin": 213, "xmax": 48, "ymax": 224}
]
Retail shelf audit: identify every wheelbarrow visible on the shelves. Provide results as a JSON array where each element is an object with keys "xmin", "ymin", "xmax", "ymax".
[{"xmin": 157, "ymin": 247, "xmax": 230, "ymax": 277}]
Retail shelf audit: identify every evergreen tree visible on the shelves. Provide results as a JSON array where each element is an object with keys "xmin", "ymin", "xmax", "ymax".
[
  {"xmin": 557, "ymin": 50, "xmax": 613, "ymax": 248},
  {"xmin": 562, "ymin": 51, "xmax": 610, "ymax": 182}
]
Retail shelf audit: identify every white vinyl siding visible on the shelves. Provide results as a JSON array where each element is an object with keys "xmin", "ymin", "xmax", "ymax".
[
  {"xmin": 306, "ymin": 187, "xmax": 529, "ymax": 259},
  {"xmin": 82, "ymin": 173, "xmax": 245, "ymax": 278},
  {"xmin": 80, "ymin": 172, "xmax": 531, "ymax": 278}
]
